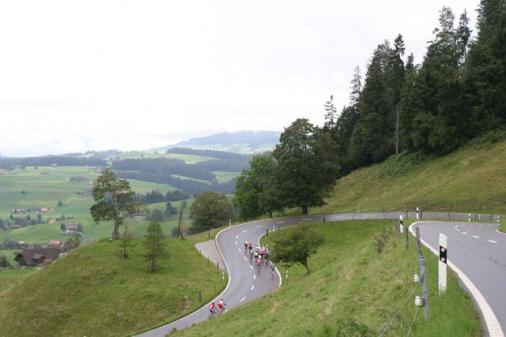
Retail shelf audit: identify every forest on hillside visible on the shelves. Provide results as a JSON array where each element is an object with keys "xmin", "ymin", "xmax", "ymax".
[
  {"xmin": 325, "ymin": 2, "xmax": 505, "ymax": 176},
  {"xmin": 235, "ymin": 0, "xmax": 506, "ymax": 218}
]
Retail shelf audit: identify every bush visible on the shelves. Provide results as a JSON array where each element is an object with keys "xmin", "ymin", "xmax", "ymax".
[{"xmin": 0, "ymin": 255, "xmax": 12, "ymax": 269}]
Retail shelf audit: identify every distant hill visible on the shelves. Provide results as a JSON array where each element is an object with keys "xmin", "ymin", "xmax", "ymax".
[{"xmin": 167, "ymin": 131, "xmax": 280, "ymax": 154}]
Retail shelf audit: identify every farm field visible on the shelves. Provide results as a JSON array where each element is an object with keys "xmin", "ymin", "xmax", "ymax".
[
  {"xmin": 0, "ymin": 166, "xmax": 182, "ymax": 244},
  {"xmin": 213, "ymin": 171, "xmax": 240, "ymax": 184},
  {"xmin": 108, "ymin": 150, "xmax": 212, "ymax": 164}
]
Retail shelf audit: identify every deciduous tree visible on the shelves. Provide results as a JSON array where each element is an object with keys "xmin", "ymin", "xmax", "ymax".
[
  {"xmin": 90, "ymin": 169, "xmax": 136, "ymax": 240},
  {"xmin": 271, "ymin": 224, "xmax": 324, "ymax": 274},
  {"xmin": 189, "ymin": 192, "xmax": 233, "ymax": 232}
]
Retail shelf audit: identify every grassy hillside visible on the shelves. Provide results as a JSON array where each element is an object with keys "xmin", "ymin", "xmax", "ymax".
[
  {"xmin": 0, "ymin": 237, "xmax": 226, "ymax": 337},
  {"xmin": 316, "ymin": 138, "xmax": 506, "ymax": 214},
  {"xmin": 171, "ymin": 220, "xmax": 480, "ymax": 337},
  {"xmin": 0, "ymin": 268, "xmax": 36, "ymax": 293}
]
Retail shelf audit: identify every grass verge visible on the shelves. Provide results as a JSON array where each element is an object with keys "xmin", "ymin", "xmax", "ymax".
[{"xmin": 170, "ymin": 220, "xmax": 481, "ymax": 337}]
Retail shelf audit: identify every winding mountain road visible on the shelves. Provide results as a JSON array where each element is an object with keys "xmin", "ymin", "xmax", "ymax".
[{"xmin": 135, "ymin": 212, "xmax": 505, "ymax": 337}]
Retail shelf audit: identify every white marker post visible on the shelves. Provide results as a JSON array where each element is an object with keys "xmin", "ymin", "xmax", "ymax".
[
  {"xmin": 439, "ymin": 233, "xmax": 447, "ymax": 295},
  {"xmin": 399, "ymin": 215, "xmax": 404, "ymax": 233},
  {"xmin": 416, "ymin": 207, "xmax": 420, "ymax": 220}
]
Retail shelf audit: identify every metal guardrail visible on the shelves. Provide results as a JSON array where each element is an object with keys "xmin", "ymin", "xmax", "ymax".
[{"xmin": 321, "ymin": 211, "xmax": 502, "ymax": 223}]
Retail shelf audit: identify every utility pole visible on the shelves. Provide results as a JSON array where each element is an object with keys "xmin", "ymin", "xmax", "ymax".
[{"xmin": 177, "ymin": 206, "xmax": 184, "ymax": 239}]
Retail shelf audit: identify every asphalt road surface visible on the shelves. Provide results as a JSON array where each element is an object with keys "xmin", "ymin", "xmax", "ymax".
[
  {"xmin": 135, "ymin": 212, "xmax": 504, "ymax": 337},
  {"xmin": 414, "ymin": 221, "xmax": 506, "ymax": 337}
]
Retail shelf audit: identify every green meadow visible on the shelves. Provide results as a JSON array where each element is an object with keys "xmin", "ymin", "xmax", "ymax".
[{"xmin": 0, "ymin": 166, "xmax": 183, "ymax": 244}]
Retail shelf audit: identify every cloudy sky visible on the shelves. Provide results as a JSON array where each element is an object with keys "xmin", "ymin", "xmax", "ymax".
[{"xmin": 0, "ymin": 0, "xmax": 479, "ymax": 156}]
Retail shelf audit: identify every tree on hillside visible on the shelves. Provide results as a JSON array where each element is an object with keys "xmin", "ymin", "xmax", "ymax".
[
  {"xmin": 189, "ymin": 191, "xmax": 233, "ymax": 232},
  {"xmin": 234, "ymin": 153, "xmax": 282, "ymax": 219},
  {"xmin": 271, "ymin": 224, "xmax": 324, "ymax": 274},
  {"xmin": 165, "ymin": 201, "xmax": 178, "ymax": 216},
  {"xmin": 465, "ymin": 0, "xmax": 506, "ymax": 132},
  {"xmin": 407, "ymin": 7, "xmax": 472, "ymax": 154},
  {"xmin": 148, "ymin": 209, "xmax": 165, "ymax": 222},
  {"xmin": 144, "ymin": 220, "xmax": 167, "ymax": 272},
  {"xmin": 324, "ymin": 95, "xmax": 338, "ymax": 128},
  {"xmin": 90, "ymin": 169, "xmax": 137, "ymax": 240},
  {"xmin": 274, "ymin": 119, "xmax": 340, "ymax": 215}
]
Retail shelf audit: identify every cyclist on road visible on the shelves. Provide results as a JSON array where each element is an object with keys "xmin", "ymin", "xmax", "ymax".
[
  {"xmin": 209, "ymin": 302, "xmax": 216, "ymax": 316},
  {"xmin": 218, "ymin": 299, "xmax": 226, "ymax": 313}
]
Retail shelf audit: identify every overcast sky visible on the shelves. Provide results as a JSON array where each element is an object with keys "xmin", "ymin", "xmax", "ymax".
[{"xmin": 0, "ymin": 0, "xmax": 479, "ymax": 156}]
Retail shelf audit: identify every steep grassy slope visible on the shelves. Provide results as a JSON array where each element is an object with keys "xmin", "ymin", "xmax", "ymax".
[
  {"xmin": 316, "ymin": 138, "xmax": 506, "ymax": 215},
  {"xmin": 0, "ymin": 238, "xmax": 226, "ymax": 337},
  {"xmin": 172, "ymin": 220, "xmax": 480, "ymax": 337}
]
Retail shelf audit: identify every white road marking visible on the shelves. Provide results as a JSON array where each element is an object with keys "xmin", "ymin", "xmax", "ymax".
[
  {"xmin": 462, "ymin": 232, "xmax": 468, "ymax": 235},
  {"xmin": 488, "ymin": 240, "xmax": 498, "ymax": 244},
  {"xmin": 250, "ymin": 265, "xmax": 254, "ymax": 270},
  {"xmin": 243, "ymin": 256, "xmax": 248, "ymax": 262},
  {"xmin": 473, "ymin": 235, "xmax": 480, "ymax": 239},
  {"xmin": 240, "ymin": 296, "xmax": 246, "ymax": 302},
  {"xmin": 238, "ymin": 248, "xmax": 241, "ymax": 253},
  {"xmin": 250, "ymin": 285, "xmax": 255, "ymax": 291},
  {"xmin": 235, "ymin": 235, "xmax": 239, "ymax": 239},
  {"xmin": 241, "ymin": 230, "xmax": 247, "ymax": 233},
  {"xmin": 235, "ymin": 241, "xmax": 238, "ymax": 245},
  {"xmin": 253, "ymin": 274, "xmax": 256, "ymax": 280},
  {"xmin": 409, "ymin": 222, "xmax": 504, "ymax": 337}
]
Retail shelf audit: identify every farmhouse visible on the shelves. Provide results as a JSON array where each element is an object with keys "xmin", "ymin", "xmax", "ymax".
[
  {"xmin": 132, "ymin": 212, "xmax": 147, "ymax": 221},
  {"xmin": 62, "ymin": 224, "xmax": 78, "ymax": 234},
  {"xmin": 14, "ymin": 246, "xmax": 62, "ymax": 267}
]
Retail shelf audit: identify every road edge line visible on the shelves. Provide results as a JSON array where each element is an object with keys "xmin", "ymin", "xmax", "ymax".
[{"xmin": 409, "ymin": 221, "xmax": 505, "ymax": 337}]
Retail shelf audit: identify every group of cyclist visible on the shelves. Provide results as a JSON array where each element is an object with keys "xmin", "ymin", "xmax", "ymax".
[
  {"xmin": 208, "ymin": 240, "xmax": 277, "ymax": 317},
  {"xmin": 209, "ymin": 298, "xmax": 226, "ymax": 316},
  {"xmin": 243, "ymin": 240, "xmax": 275, "ymax": 274}
]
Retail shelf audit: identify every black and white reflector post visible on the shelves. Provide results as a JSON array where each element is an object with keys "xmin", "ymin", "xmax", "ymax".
[{"xmin": 439, "ymin": 233, "xmax": 447, "ymax": 295}]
